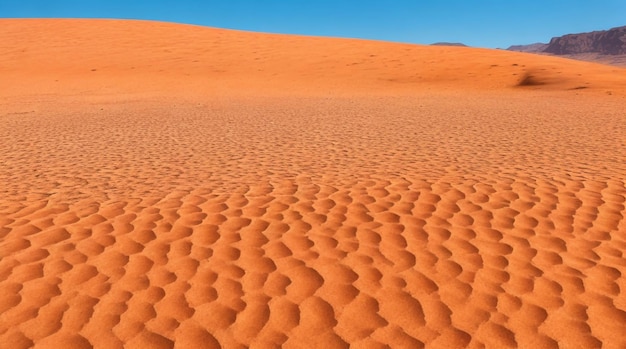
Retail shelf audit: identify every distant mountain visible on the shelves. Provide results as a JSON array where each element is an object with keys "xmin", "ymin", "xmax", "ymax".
[
  {"xmin": 507, "ymin": 43, "xmax": 548, "ymax": 53},
  {"xmin": 507, "ymin": 26, "xmax": 626, "ymax": 67},
  {"xmin": 544, "ymin": 26, "xmax": 626, "ymax": 55},
  {"xmin": 430, "ymin": 42, "xmax": 467, "ymax": 47}
]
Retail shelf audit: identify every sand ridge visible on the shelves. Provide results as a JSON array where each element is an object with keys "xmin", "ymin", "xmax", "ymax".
[
  {"xmin": 2, "ymin": 18, "xmax": 626, "ymax": 101},
  {"xmin": 1, "ymin": 19, "xmax": 626, "ymax": 348}
]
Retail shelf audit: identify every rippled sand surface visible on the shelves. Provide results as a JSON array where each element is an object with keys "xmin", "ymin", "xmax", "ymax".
[{"xmin": 1, "ymin": 19, "xmax": 626, "ymax": 348}]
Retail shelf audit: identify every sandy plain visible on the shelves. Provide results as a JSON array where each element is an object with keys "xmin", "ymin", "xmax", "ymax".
[{"xmin": 1, "ymin": 19, "xmax": 626, "ymax": 348}]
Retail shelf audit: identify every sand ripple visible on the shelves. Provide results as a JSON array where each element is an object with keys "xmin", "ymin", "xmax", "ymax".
[
  {"xmin": 2, "ymin": 19, "xmax": 626, "ymax": 348},
  {"xmin": 1, "ymin": 93, "xmax": 625, "ymax": 348}
]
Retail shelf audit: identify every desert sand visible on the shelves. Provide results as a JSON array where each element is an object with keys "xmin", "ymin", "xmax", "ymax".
[{"xmin": 1, "ymin": 19, "xmax": 626, "ymax": 348}]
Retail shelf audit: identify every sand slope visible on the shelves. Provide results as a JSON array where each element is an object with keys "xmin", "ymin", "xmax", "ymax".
[{"xmin": 1, "ymin": 19, "xmax": 626, "ymax": 348}]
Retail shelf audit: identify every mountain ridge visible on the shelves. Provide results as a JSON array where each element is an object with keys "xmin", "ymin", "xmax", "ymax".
[
  {"xmin": 544, "ymin": 25, "xmax": 626, "ymax": 55},
  {"xmin": 507, "ymin": 25, "xmax": 626, "ymax": 67}
]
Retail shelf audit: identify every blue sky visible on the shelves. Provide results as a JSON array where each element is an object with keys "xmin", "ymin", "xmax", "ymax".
[{"xmin": 2, "ymin": 0, "xmax": 625, "ymax": 48}]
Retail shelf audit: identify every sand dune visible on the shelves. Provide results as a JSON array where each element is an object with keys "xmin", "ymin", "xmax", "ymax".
[{"xmin": 1, "ymin": 19, "xmax": 626, "ymax": 348}]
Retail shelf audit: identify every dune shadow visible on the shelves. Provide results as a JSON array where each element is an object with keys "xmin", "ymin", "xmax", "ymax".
[{"xmin": 516, "ymin": 72, "xmax": 546, "ymax": 87}]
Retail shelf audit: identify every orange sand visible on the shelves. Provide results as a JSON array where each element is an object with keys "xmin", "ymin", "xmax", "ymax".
[{"xmin": 1, "ymin": 19, "xmax": 626, "ymax": 349}]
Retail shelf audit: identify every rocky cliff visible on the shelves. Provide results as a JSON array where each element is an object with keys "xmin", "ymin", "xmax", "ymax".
[{"xmin": 543, "ymin": 26, "xmax": 626, "ymax": 55}]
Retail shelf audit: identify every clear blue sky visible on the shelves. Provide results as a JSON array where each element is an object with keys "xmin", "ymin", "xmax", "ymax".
[{"xmin": 2, "ymin": 0, "xmax": 625, "ymax": 48}]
